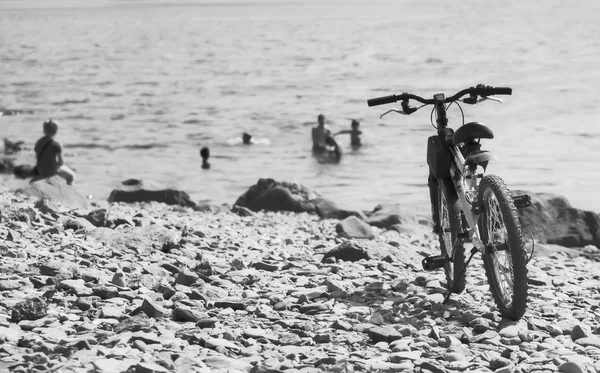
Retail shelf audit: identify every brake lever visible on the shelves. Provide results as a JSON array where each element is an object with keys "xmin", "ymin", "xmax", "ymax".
[
  {"xmin": 478, "ymin": 96, "xmax": 503, "ymax": 104},
  {"xmin": 380, "ymin": 108, "xmax": 406, "ymax": 119},
  {"xmin": 462, "ymin": 96, "xmax": 503, "ymax": 105}
]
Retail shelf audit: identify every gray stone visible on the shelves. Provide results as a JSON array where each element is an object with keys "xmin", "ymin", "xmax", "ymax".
[
  {"xmin": 11, "ymin": 297, "xmax": 48, "ymax": 322},
  {"xmin": 175, "ymin": 270, "xmax": 199, "ymax": 286},
  {"xmin": 172, "ymin": 307, "xmax": 205, "ymax": 323},
  {"xmin": 367, "ymin": 326, "xmax": 403, "ymax": 343},
  {"xmin": 336, "ymin": 216, "xmax": 375, "ymax": 239},
  {"xmin": 138, "ymin": 298, "xmax": 167, "ymax": 318}
]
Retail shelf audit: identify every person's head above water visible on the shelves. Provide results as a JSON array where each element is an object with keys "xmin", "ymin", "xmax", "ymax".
[
  {"xmin": 242, "ymin": 132, "xmax": 252, "ymax": 145},
  {"xmin": 200, "ymin": 147, "xmax": 210, "ymax": 169},
  {"xmin": 317, "ymin": 114, "xmax": 325, "ymax": 126},
  {"xmin": 200, "ymin": 146, "xmax": 210, "ymax": 160},
  {"xmin": 43, "ymin": 119, "xmax": 59, "ymax": 137},
  {"xmin": 351, "ymin": 119, "xmax": 360, "ymax": 130}
]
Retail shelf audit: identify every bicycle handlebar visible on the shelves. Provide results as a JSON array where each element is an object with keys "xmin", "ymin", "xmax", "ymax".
[{"xmin": 367, "ymin": 85, "xmax": 512, "ymax": 107}]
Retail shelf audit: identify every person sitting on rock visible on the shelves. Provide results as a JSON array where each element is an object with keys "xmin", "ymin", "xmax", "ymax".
[
  {"xmin": 333, "ymin": 119, "xmax": 363, "ymax": 146},
  {"xmin": 200, "ymin": 146, "xmax": 210, "ymax": 169},
  {"xmin": 34, "ymin": 119, "xmax": 75, "ymax": 185}
]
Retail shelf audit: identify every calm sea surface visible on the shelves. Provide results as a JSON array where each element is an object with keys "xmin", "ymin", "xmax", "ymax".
[{"xmin": 1, "ymin": 0, "xmax": 600, "ymax": 212}]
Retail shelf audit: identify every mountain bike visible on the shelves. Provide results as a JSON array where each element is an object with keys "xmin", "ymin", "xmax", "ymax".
[{"xmin": 367, "ymin": 84, "xmax": 531, "ymax": 320}]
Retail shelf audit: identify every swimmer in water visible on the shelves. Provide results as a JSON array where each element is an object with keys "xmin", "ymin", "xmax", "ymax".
[
  {"xmin": 333, "ymin": 119, "xmax": 362, "ymax": 146},
  {"xmin": 200, "ymin": 146, "xmax": 210, "ymax": 169}
]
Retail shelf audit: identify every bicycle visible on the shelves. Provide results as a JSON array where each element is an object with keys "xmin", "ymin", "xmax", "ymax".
[{"xmin": 367, "ymin": 84, "xmax": 532, "ymax": 320}]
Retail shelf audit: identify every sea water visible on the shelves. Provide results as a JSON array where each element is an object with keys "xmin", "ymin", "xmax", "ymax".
[{"xmin": 1, "ymin": 0, "xmax": 599, "ymax": 212}]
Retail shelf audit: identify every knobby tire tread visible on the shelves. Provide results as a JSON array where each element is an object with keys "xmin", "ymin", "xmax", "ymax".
[{"xmin": 478, "ymin": 174, "xmax": 529, "ymax": 320}]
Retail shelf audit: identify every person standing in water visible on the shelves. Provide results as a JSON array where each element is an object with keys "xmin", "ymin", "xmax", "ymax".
[
  {"xmin": 311, "ymin": 114, "xmax": 332, "ymax": 152},
  {"xmin": 200, "ymin": 147, "xmax": 210, "ymax": 169},
  {"xmin": 34, "ymin": 119, "xmax": 75, "ymax": 185},
  {"xmin": 334, "ymin": 119, "xmax": 363, "ymax": 146}
]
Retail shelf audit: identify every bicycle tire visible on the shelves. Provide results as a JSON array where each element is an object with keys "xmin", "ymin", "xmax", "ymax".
[
  {"xmin": 438, "ymin": 181, "xmax": 466, "ymax": 293},
  {"xmin": 478, "ymin": 174, "xmax": 528, "ymax": 320}
]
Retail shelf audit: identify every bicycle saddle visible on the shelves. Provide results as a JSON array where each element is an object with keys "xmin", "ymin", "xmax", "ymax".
[{"xmin": 453, "ymin": 122, "xmax": 494, "ymax": 145}]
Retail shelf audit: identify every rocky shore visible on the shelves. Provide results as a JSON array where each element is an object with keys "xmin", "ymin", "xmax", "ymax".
[{"xmin": 1, "ymin": 185, "xmax": 600, "ymax": 373}]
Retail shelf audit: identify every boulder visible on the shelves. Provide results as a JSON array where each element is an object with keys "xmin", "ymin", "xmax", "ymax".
[
  {"xmin": 244, "ymin": 186, "xmax": 314, "ymax": 213},
  {"xmin": 365, "ymin": 204, "xmax": 418, "ymax": 229},
  {"xmin": 336, "ymin": 216, "xmax": 375, "ymax": 239},
  {"xmin": 18, "ymin": 176, "xmax": 89, "ymax": 212},
  {"xmin": 108, "ymin": 179, "xmax": 196, "ymax": 208},
  {"xmin": 515, "ymin": 190, "xmax": 600, "ymax": 248},
  {"xmin": 234, "ymin": 178, "xmax": 318, "ymax": 213},
  {"xmin": 233, "ymin": 178, "xmax": 364, "ymax": 218}
]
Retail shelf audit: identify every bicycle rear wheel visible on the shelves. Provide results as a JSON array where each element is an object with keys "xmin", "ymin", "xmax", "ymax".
[
  {"xmin": 478, "ymin": 174, "xmax": 528, "ymax": 320},
  {"xmin": 438, "ymin": 181, "xmax": 466, "ymax": 293}
]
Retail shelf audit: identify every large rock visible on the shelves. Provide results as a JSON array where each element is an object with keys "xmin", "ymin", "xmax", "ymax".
[
  {"xmin": 365, "ymin": 204, "xmax": 418, "ymax": 229},
  {"xmin": 18, "ymin": 176, "xmax": 90, "ymax": 212},
  {"xmin": 233, "ymin": 178, "xmax": 366, "ymax": 218},
  {"xmin": 233, "ymin": 178, "xmax": 318, "ymax": 213},
  {"xmin": 515, "ymin": 190, "xmax": 600, "ymax": 248},
  {"xmin": 108, "ymin": 179, "xmax": 196, "ymax": 208},
  {"xmin": 246, "ymin": 186, "xmax": 315, "ymax": 213}
]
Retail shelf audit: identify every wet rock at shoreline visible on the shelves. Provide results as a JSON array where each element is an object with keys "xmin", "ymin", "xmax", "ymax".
[
  {"xmin": 234, "ymin": 178, "xmax": 317, "ymax": 213},
  {"xmin": 516, "ymin": 190, "xmax": 600, "ymax": 247},
  {"xmin": 108, "ymin": 179, "xmax": 197, "ymax": 208}
]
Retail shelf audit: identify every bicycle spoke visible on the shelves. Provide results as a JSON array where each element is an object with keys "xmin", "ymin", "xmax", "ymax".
[{"xmin": 484, "ymin": 191, "xmax": 515, "ymax": 307}]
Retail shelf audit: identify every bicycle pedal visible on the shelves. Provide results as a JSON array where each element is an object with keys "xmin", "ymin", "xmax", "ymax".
[
  {"xmin": 422, "ymin": 255, "xmax": 448, "ymax": 271},
  {"xmin": 513, "ymin": 194, "xmax": 532, "ymax": 208}
]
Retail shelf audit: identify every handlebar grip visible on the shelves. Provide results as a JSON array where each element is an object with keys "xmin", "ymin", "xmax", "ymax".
[
  {"xmin": 367, "ymin": 94, "xmax": 398, "ymax": 107},
  {"xmin": 493, "ymin": 87, "xmax": 512, "ymax": 95}
]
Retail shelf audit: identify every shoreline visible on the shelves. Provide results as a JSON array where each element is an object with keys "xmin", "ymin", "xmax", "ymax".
[{"xmin": 0, "ymin": 189, "xmax": 599, "ymax": 372}]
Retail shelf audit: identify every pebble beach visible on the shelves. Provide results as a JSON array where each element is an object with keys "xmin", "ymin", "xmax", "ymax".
[{"xmin": 1, "ymin": 189, "xmax": 600, "ymax": 373}]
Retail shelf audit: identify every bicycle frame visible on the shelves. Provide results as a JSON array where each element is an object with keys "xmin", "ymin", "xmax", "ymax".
[
  {"xmin": 447, "ymin": 146, "xmax": 487, "ymax": 255},
  {"xmin": 433, "ymin": 95, "xmax": 488, "ymax": 257}
]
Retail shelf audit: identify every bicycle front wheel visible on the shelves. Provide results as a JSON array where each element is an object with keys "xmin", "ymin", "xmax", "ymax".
[
  {"xmin": 438, "ymin": 181, "xmax": 466, "ymax": 294},
  {"xmin": 478, "ymin": 174, "xmax": 528, "ymax": 320}
]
